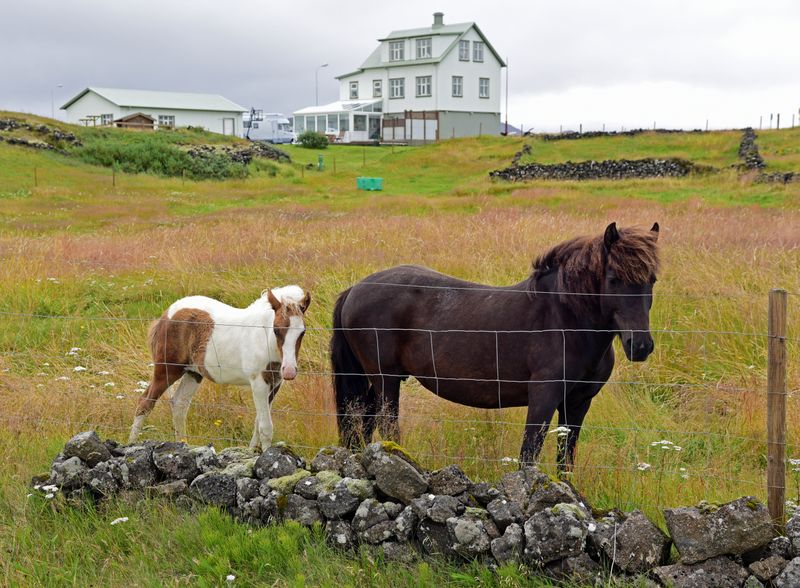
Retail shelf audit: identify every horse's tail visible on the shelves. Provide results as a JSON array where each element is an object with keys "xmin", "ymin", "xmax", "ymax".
[
  {"xmin": 331, "ymin": 287, "xmax": 371, "ymax": 448},
  {"xmin": 146, "ymin": 312, "xmax": 170, "ymax": 360}
]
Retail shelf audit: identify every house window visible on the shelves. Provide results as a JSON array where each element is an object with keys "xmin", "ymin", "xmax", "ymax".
[
  {"xmin": 306, "ymin": 116, "xmax": 315, "ymax": 132},
  {"xmin": 327, "ymin": 114, "xmax": 339, "ymax": 132},
  {"xmin": 416, "ymin": 37, "xmax": 432, "ymax": 59},
  {"xmin": 294, "ymin": 117, "xmax": 305, "ymax": 133},
  {"xmin": 353, "ymin": 114, "xmax": 367, "ymax": 131},
  {"xmin": 416, "ymin": 76, "xmax": 432, "ymax": 97},
  {"xmin": 452, "ymin": 76, "xmax": 463, "ymax": 97},
  {"xmin": 373, "ymin": 80, "xmax": 382, "ymax": 98},
  {"xmin": 389, "ymin": 41, "xmax": 404, "ymax": 61},
  {"xmin": 459, "ymin": 40, "xmax": 470, "ymax": 61},
  {"xmin": 339, "ymin": 113, "xmax": 350, "ymax": 131},
  {"xmin": 389, "ymin": 78, "xmax": 405, "ymax": 99},
  {"xmin": 100, "ymin": 114, "xmax": 113, "ymax": 125},
  {"xmin": 473, "ymin": 41, "xmax": 485, "ymax": 62},
  {"xmin": 158, "ymin": 115, "xmax": 175, "ymax": 127},
  {"xmin": 349, "ymin": 81, "xmax": 359, "ymax": 99},
  {"xmin": 479, "ymin": 77, "xmax": 490, "ymax": 98}
]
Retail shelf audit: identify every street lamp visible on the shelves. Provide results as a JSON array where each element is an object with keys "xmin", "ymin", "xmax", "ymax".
[
  {"xmin": 315, "ymin": 63, "xmax": 328, "ymax": 106},
  {"xmin": 51, "ymin": 84, "xmax": 63, "ymax": 120}
]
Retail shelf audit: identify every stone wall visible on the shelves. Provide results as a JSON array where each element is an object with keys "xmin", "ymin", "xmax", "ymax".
[
  {"xmin": 489, "ymin": 158, "xmax": 700, "ymax": 182},
  {"xmin": 541, "ymin": 128, "xmax": 704, "ymax": 142},
  {"xmin": 32, "ymin": 431, "xmax": 800, "ymax": 586}
]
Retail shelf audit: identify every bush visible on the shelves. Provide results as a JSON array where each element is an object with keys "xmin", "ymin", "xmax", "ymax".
[
  {"xmin": 297, "ymin": 131, "xmax": 328, "ymax": 149},
  {"xmin": 77, "ymin": 133, "xmax": 247, "ymax": 180}
]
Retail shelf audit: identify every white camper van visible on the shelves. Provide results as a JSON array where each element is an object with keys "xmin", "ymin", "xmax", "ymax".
[{"xmin": 243, "ymin": 110, "xmax": 295, "ymax": 144}]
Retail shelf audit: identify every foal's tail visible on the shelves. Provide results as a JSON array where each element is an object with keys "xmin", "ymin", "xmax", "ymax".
[{"xmin": 331, "ymin": 287, "xmax": 371, "ymax": 448}]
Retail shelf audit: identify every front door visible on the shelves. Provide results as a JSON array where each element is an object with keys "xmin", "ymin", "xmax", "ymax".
[
  {"xmin": 223, "ymin": 118, "xmax": 235, "ymax": 136},
  {"xmin": 368, "ymin": 116, "xmax": 381, "ymax": 141}
]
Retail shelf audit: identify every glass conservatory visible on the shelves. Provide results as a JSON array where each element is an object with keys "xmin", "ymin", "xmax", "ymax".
[{"xmin": 292, "ymin": 99, "xmax": 382, "ymax": 143}]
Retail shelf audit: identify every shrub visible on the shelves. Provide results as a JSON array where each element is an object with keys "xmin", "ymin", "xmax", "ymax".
[
  {"xmin": 77, "ymin": 133, "xmax": 247, "ymax": 180},
  {"xmin": 297, "ymin": 131, "xmax": 328, "ymax": 149}
]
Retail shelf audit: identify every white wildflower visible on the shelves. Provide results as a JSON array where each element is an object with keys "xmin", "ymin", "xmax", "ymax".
[
  {"xmin": 103, "ymin": 382, "xmax": 115, "ymax": 388},
  {"xmin": 500, "ymin": 457, "xmax": 519, "ymax": 464},
  {"xmin": 55, "ymin": 376, "xmax": 70, "ymax": 381},
  {"xmin": 637, "ymin": 462, "xmax": 651, "ymax": 471},
  {"xmin": 226, "ymin": 575, "xmax": 236, "ymax": 583},
  {"xmin": 45, "ymin": 493, "xmax": 54, "ymax": 499},
  {"xmin": 110, "ymin": 517, "xmax": 129, "ymax": 526},
  {"xmin": 137, "ymin": 380, "xmax": 149, "ymax": 388},
  {"xmin": 73, "ymin": 366, "xmax": 87, "ymax": 372},
  {"xmin": 97, "ymin": 370, "xmax": 111, "ymax": 376},
  {"xmin": 42, "ymin": 362, "xmax": 50, "ymax": 366},
  {"xmin": 116, "ymin": 395, "xmax": 125, "ymax": 400},
  {"xmin": 26, "ymin": 493, "xmax": 33, "ymax": 498}
]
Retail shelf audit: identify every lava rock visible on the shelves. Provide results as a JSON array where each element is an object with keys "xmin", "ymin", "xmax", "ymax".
[
  {"xmin": 148, "ymin": 479, "xmax": 188, "ymax": 497},
  {"xmin": 664, "ymin": 497, "xmax": 774, "ymax": 564},
  {"xmin": 416, "ymin": 518, "xmax": 453, "ymax": 557},
  {"xmin": 63, "ymin": 431, "xmax": 112, "ymax": 467},
  {"xmin": 652, "ymin": 556, "xmax": 750, "ymax": 588},
  {"xmin": 310, "ymin": 446, "xmax": 351, "ymax": 474},
  {"xmin": 341, "ymin": 454, "xmax": 367, "ymax": 479},
  {"xmin": 88, "ymin": 458, "xmax": 129, "ymax": 497},
  {"xmin": 318, "ymin": 482, "xmax": 361, "ymax": 520},
  {"xmin": 447, "ymin": 513, "xmax": 492, "ymax": 559},
  {"xmin": 428, "ymin": 465, "xmax": 473, "ymax": 496},
  {"xmin": 119, "ymin": 445, "xmax": 158, "ymax": 489},
  {"xmin": 394, "ymin": 506, "xmax": 419, "ymax": 542},
  {"xmin": 152, "ymin": 442, "xmax": 201, "ymax": 482},
  {"xmin": 253, "ymin": 445, "xmax": 305, "ymax": 480},
  {"xmin": 523, "ymin": 503, "xmax": 589, "ymax": 564},
  {"xmin": 362, "ymin": 443, "xmax": 428, "ymax": 504},
  {"xmin": 593, "ymin": 510, "xmax": 671, "ymax": 574},
  {"xmin": 325, "ymin": 520, "xmax": 355, "ymax": 550},
  {"xmin": 491, "ymin": 522, "xmax": 524, "ymax": 565},
  {"xmin": 189, "ymin": 473, "xmax": 237, "ymax": 508},
  {"xmin": 283, "ymin": 494, "xmax": 323, "ymax": 526},
  {"xmin": 774, "ymin": 557, "xmax": 800, "ymax": 587},
  {"xmin": 544, "ymin": 552, "xmax": 603, "ymax": 584},
  {"xmin": 487, "ymin": 497, "xmax": 524, "ymax": 531},
  {"xmin": 235, "ymin": 478, "xmax": 260, "ymax": 505},
  {"xmin": 294, "ymin": 475, "xmax": 321, "ymax": 500},
  {"xmin": 50, "ymin": 456, "xmax": 89, "ymax": 490},
  {"xmin": 500, "ymin": 466, "xmax": 550, "ymax": 508},
  {"xmin": 381, "ymin": 541, "xmax": 417, "ymax": 563},
  {"xmin": 749, "ymin": 555, "xmax": 788, "ymax": 583}
]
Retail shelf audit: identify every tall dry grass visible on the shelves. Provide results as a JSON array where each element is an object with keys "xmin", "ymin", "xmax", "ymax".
[{"xmin": 2, "ymin": 198, "xmax": 798, "ymax": 523}]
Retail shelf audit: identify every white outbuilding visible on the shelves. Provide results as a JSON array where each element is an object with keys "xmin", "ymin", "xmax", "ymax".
[{"xmin": 60, "ymin": 87, "xmax": 246, "ymax": 136}]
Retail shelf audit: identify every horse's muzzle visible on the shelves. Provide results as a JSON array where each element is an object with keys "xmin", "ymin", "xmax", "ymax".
[
  {"xmin": 621, "ymin": 336, "xmax": 654, "ymax": 362},
  {"xmin": 281, "ymin": 365, "xmax": 297, "ymax": 380}
]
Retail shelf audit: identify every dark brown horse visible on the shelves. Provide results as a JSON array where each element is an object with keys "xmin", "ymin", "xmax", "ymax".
[{"xmin": 331, "ymin": 222, "xmax": 660, "ymax": 470}]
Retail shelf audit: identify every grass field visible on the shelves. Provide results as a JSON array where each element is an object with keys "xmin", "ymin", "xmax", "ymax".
[{"xmin": 1, "ymin": 116, "xmax": 799, "ymax": 586}]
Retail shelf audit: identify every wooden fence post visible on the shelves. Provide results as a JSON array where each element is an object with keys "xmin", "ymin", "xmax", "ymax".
[{"xmin": 767, "ymin": 288, "xmax": 788, "ymax": 529}]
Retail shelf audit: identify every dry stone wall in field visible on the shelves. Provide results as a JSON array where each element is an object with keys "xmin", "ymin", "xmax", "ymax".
[{"xmin": 33, "ymin": 430, "xmax": 800, "ymax": 586}]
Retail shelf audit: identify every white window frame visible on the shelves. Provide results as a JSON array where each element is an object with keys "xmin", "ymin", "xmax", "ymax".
[
  {"xmin": 389, "ymin": 78, "xmax": 405, "ymax": 99},
  {"xmin": 389, "ymin": 41, "xmax": 404, "ymax": 61},
  {"xmin": 459, "ymin": 40, "xmax": 470, "ymax": 61},
  {"xmin": 416, "ymin": 37, "xmax": 432, "ymax": 59},
  {"xmin": 452, "ymin": 76, "xmax": 463, "ymax": 98},
  {"xmin": 349, "ymin": 81, "xmax": 359, "ymax": 100},
  {"xmin": 479, "ymin": 77, "xmax": 490, "ymax": 99},
  {"xmin": 415, "ymin": 76, "xmax": 432, "ymax": 97},
  {"xmin": 100, "ymin": 114, "xmax": 113, "ymax": 125},
  {"xmin": 158, "ymin": 114, "xmax": 175, "ymax": 127},
  {"xmin": 473, "ymin": 41, "xmax": 485, "ymax": 63},
  {"xmin": 372, "ymin": 80, "xmax": 382, "ymax": 98}
]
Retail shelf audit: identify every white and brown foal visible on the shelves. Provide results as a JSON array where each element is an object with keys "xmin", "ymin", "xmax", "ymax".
[{"xmin": 128, "ymin": 286, "xmax": 311, "ymax": 449}]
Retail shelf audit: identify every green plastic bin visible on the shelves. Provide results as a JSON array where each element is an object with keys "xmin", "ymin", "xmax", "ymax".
[{"xmin": 356, "ymin": 177, "xmax": 383, "ymax": 191}]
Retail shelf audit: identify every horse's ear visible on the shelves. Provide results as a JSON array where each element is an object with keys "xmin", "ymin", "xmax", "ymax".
[
  {"xmin": 300, "ymin": 291, "xmax": 311, "ymax": 313},
  {"xmin": 603, "ymin": 222, "xmax": 620, "ymax": 251},
  {"xmin": 267, "ymin": 290, "xmax": 282, "ymax": 311},
  {"xmin": 651, "ymin": 222, "xmax": 660, "ymax": 241}
]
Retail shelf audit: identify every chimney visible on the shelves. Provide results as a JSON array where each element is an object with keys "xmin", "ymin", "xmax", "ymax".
[{"xmin": 433, "ymin": 12, "xmax": 444, "ymax": 28}]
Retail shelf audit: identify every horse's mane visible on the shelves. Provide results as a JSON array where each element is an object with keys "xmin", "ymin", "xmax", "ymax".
[{"xmin": 530, "ymin": 226, "xmax": 660, "ymax": 305}]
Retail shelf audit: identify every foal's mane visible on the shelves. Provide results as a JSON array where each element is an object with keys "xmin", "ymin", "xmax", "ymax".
[{"xmin": 530, "ymin": 226, "xmax": 660, "ymax": 305}]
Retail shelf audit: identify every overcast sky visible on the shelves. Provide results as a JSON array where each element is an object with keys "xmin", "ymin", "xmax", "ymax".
[{"xmin": 1, "ymin": 0, "xmax": 798, "ymax": 132}]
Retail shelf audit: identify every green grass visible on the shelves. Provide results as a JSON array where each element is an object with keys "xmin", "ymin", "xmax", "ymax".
[
  {"xmin": 757, "ymin": 126, "xmax": 800, "ymax": 172},
  {"xmin": 1, "ymin": 114, "xmax": 799, "ymax": 586}
]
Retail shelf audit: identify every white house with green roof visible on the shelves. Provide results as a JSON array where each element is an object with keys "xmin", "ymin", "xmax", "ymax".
[
  {"xmin": 293, "ymin": 12, "xmax": 505, "ymax": 144},
  {"xmin": 60, "ymin": 87, "xmax": 246, "ymax": 136}
]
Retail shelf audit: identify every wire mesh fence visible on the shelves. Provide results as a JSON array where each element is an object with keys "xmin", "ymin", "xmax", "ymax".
[{"xmin": 0, "ymin": 287, "xmax": 796, "ymax": 519}]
